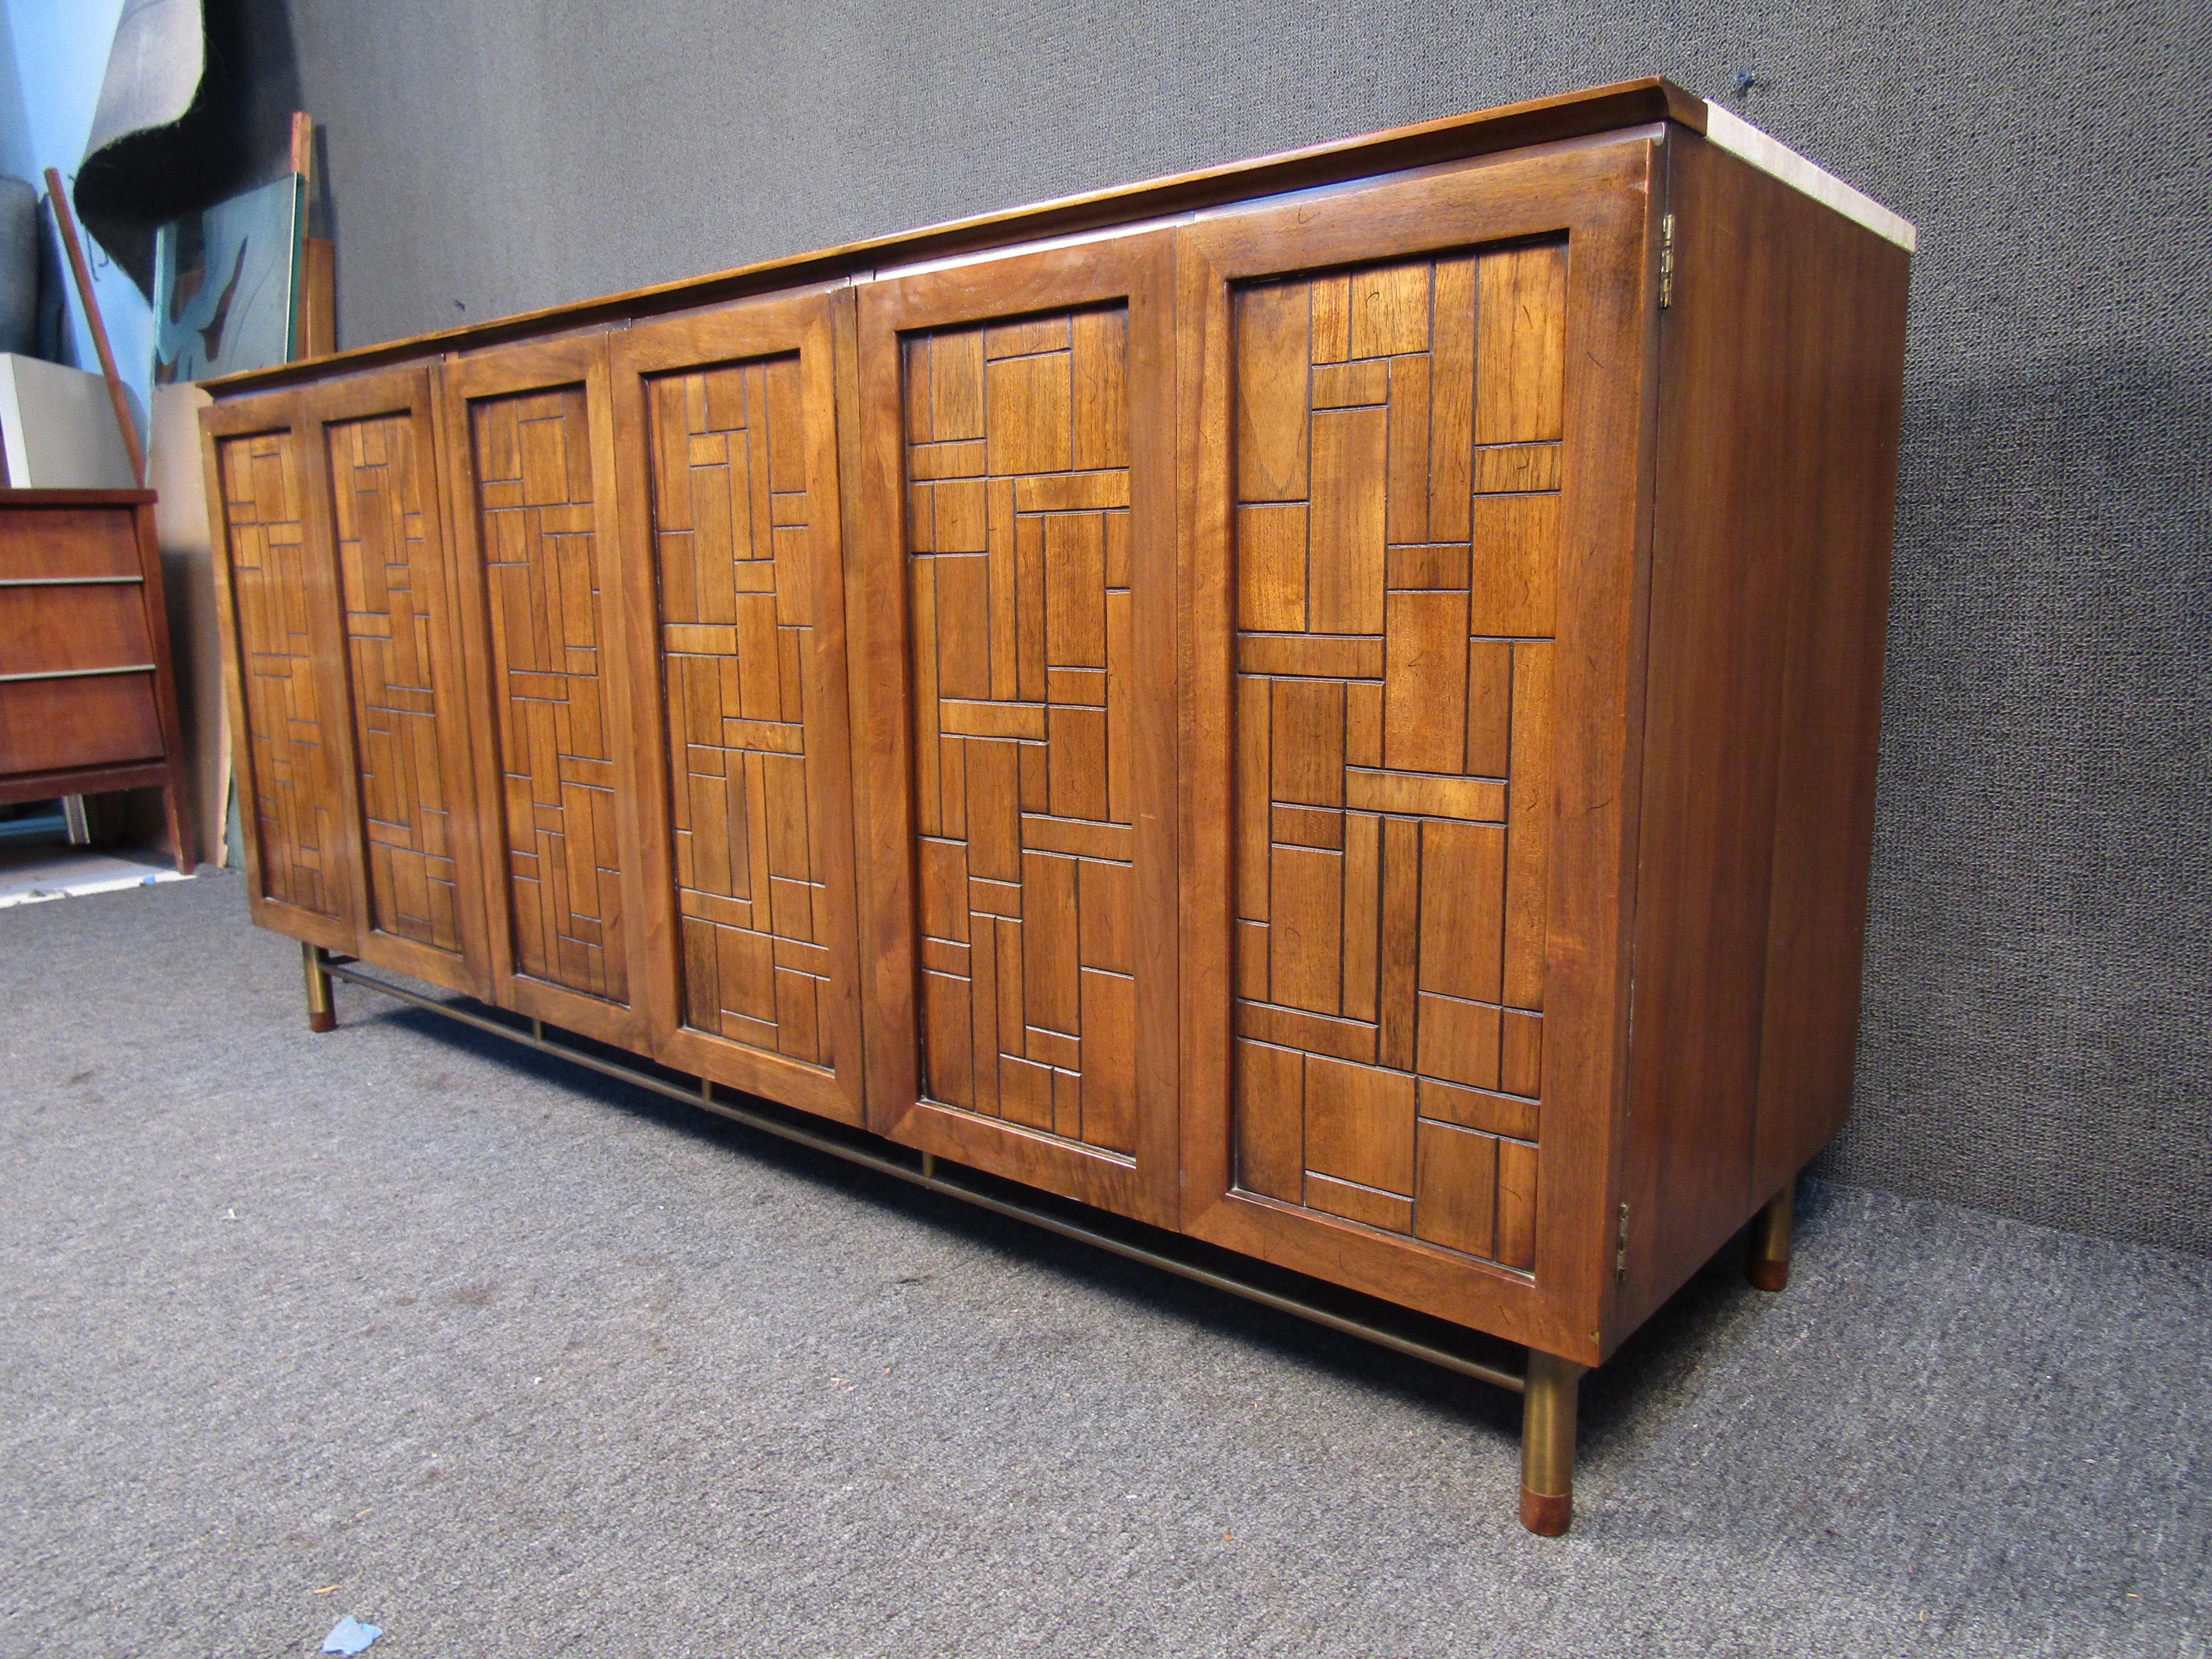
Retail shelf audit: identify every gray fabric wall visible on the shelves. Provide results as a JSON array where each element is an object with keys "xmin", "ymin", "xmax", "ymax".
[{"xmin": 283, "ymin": 0, "xmax": 2212, "ymax": 1254}]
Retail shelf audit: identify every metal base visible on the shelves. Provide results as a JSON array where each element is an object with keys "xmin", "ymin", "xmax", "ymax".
[
  {"xmin": 1520, "ymin": 1349, "xmax": 1584, "ymax": 1535},
  {"xmin": 1520, "ymin": 1486, "xmax": 1574, "ymax": 1537},
  {"xmin": 302, "ymin": 942, "xmax": 335, "ymax": 1033},
  {"xmin": 313, "ymin": 955, "xmax": 1590, "ymax": 1529},
  {"xmin": 1748, "ymin": 1182, "xmax": 1794, "ymax": 1292}
]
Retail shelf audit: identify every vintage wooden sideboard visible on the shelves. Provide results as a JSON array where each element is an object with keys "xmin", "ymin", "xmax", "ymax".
[
  {"xmin": 199, "ymin": 79, "xmax": 1912, "ymax": 1535},
  {"xmin": 0, "ymin": 489, "xmax": 193, "ymax": 870}
]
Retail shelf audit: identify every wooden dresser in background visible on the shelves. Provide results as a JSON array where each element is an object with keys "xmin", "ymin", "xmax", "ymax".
[
  {"xmin": 0, "ymin": 489, "xmax": 193, "ymax": 871},
  {"xmin": 196, "ymin": 79, "xmax": 1914, "ymax": 1534}
]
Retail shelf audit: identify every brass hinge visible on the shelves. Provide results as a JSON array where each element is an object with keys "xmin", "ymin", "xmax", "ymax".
[
  {"xmin": 1615, "ymin": 1203, "xmax": 1631, "ymax": 1281},
  {"xmin": 1658, "ymin": 213, "xmax": 1675, "ymax": 309}
]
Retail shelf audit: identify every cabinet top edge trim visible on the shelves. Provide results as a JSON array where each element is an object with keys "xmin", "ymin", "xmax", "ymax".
[
  {"xmin": 1701, "ymin": 106, "xmax": 1917, "ymax": 252},
  {"xmin": 206, "ymin": 77, "xmax": 1703, "ymax": 396}
]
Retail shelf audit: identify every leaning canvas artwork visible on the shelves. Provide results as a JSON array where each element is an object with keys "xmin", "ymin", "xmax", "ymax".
[{"xmin": 152, "ymin": 173, "xmax": 301, "ymax": 383}]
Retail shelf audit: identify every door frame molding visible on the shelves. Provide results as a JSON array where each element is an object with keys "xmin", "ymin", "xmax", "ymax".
[
  {"xmin": 201, "ymin": 386, "xmax": 363, "ymax": 954},
  {"xmin": 850, "ymin": 227, "xmax": 1182, "ymax": 1225},
  {"xmin": 441, "ymin": 332, "xmax": 651, "ymax": 1050},
  {"xmin": 1174, "ymin": 139, "xmax": 1662, "ymax": 1358},
  {"xmin": 606, "ymin": 285, "xmax": 868, "ymax": 1125},
  {"xmin": 299, "ymin": 362, "xmax": 493, "ymax": 997}
]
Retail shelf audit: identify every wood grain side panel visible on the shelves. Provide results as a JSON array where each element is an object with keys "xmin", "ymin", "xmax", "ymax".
[
  {"xmin": 1751, "ymin": 204, "xmax": 1910, "ymax": 1202},
  {"xmin": 1617, "ymin": 134, "xmax": 1909, "ymax": 1335},
  {"xmin": 127, "ymin": 499, "xmax": 198, "ymax": 874}
]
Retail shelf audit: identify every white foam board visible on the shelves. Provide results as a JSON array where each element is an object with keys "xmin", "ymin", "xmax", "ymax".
[{"xmin": 0, "ymin": 354, "xmax": 139, "ymax": 488}]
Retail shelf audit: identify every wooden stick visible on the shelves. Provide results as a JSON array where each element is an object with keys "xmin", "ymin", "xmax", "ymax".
[
  {"xmin": 290, "ymin": 112, "xmax": 336, "ymax": 360},
  {"xmin": 43, "ymin": 166, "xmax": 146, "ymax": 487},
  {"xmin": 290, "ymin": 110, "xmax": 314, "ymax": 179}
]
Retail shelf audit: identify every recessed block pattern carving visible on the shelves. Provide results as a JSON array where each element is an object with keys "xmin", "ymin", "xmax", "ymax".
[
  {"xmin": 219, "ymin": 431, "xmax": 341, "ymax": 918},
  {"xmin": 644, "ymin": 356, "xmax": 834, "ymax": 1066},
  {"xmin": 471, "ymin": 387, "xmax": 628, "ymax": 1002},
  {"xmin": 327, "ymin": 413, "xmax": 462, "ymax": 954},
  {"xmin": 904, "ymin": 307, "xmax": 1141, "ymax": 1153},
  {"xmin": 1232, "ymin": 246, "xmax": 1564, "ymax": 1269}
]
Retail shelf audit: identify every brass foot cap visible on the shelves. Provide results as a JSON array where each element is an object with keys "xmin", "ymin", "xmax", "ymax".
[
  {"xmin": 1520, "ymin": 1487, "xmax": 1572, "ymax": 1537},
  {"xmin": 308, "ymin": 1010, "xmax": 337, "ymax": 1033},
  {"xmin": 1747, "ymin": 1258, "xmax": 1790, "ymax": 1293}
]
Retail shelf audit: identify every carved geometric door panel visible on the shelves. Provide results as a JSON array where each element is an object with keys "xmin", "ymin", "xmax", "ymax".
[
  {"xmin": 201, "ymin": 389, "xmax": 361, "ymax": 953},
  {"xmin": 608, "ymin": 290, "xmax": 866, "ymax": 1125},
  {"xmin": 1177, "ymin": 143, "xmax": 1658, "ymax": 1352},
  {"xmin": 1225, "ymin": 244, "xmax": 1561, "ymax": 1269},
  {"xmin": 300, "ymin": 366, "xmax": 490, "ymax": 996},
  {"xmin": 443, "ymin": 336, "xmax": 647, "ymax": 1050},
  {"xmin": 854, "ymin": 232, "xmax": 1181, "ymax": 1225}
]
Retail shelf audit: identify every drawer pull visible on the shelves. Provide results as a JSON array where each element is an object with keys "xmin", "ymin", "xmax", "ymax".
[
  {"xmin": 0, "ymin": 575, "xmax": 145, "ymax": 588},
  {"xmin": 0, "ymin": 663, "xmax": 156, "ymax": 683}
]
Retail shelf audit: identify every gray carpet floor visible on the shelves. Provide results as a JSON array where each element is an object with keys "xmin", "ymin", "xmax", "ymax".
[{"xmin": 2, "ymin": 871, "xmax": 2207, "ymax": 1658}]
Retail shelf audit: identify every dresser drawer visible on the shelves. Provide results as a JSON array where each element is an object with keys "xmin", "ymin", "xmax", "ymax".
[
  {"xmin": 0, "ymin": 506, "xmax": 141, "ymax": 580},
  {"xmin": 0, "ymin": 581, "xmax": 154, "ymax": 676},
  {"xmin": 0, "ymin": 671, "xmax": 163, "ymax": 774}
]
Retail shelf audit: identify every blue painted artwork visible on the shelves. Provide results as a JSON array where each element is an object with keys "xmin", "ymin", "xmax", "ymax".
[{"xmin": 152, "ymin": 173, "xmax": 301, "ymax": 383}]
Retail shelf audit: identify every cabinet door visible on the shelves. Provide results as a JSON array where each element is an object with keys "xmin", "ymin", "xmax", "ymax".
[
  {"xmin": 853, "ymin": 232, "xmax": 1180, "ymax": 1224},
  {"xmin": 202, "ymin": 389, "xmax": 363, "ymax": 952},
  {"xmin": 443, "ymin": 335, "xmax": 649, "ymax": 1048},
  {"xmin": 298, "ymin": 366, "xmax": 492, "ymax": 996},
  {"xmin": 606, "ymin": 290, "xmax": 866, "ymax": 1124},
  {"xmin": 1177, "ymin": 141, "xmax": 1658, "ymax": 1357}
]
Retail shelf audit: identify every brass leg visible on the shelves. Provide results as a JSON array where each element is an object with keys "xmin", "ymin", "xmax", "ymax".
[
  {"xmin": 303, "ymin": 942, "xmax": 336, "ymax": 1033},
  {"xmin": 1520, "ymin": 1349, "xmax": 1584, "ymax": 1537},
  {"xmin": 1748, "ymin": 1181, "xmax": 1795, "ymax": 1292}
]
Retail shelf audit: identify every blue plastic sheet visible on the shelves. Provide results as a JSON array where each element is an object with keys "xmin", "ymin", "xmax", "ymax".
[{"xmin": 321, "ymin": 1615, "xmax": 381, "ymax": 1655}]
